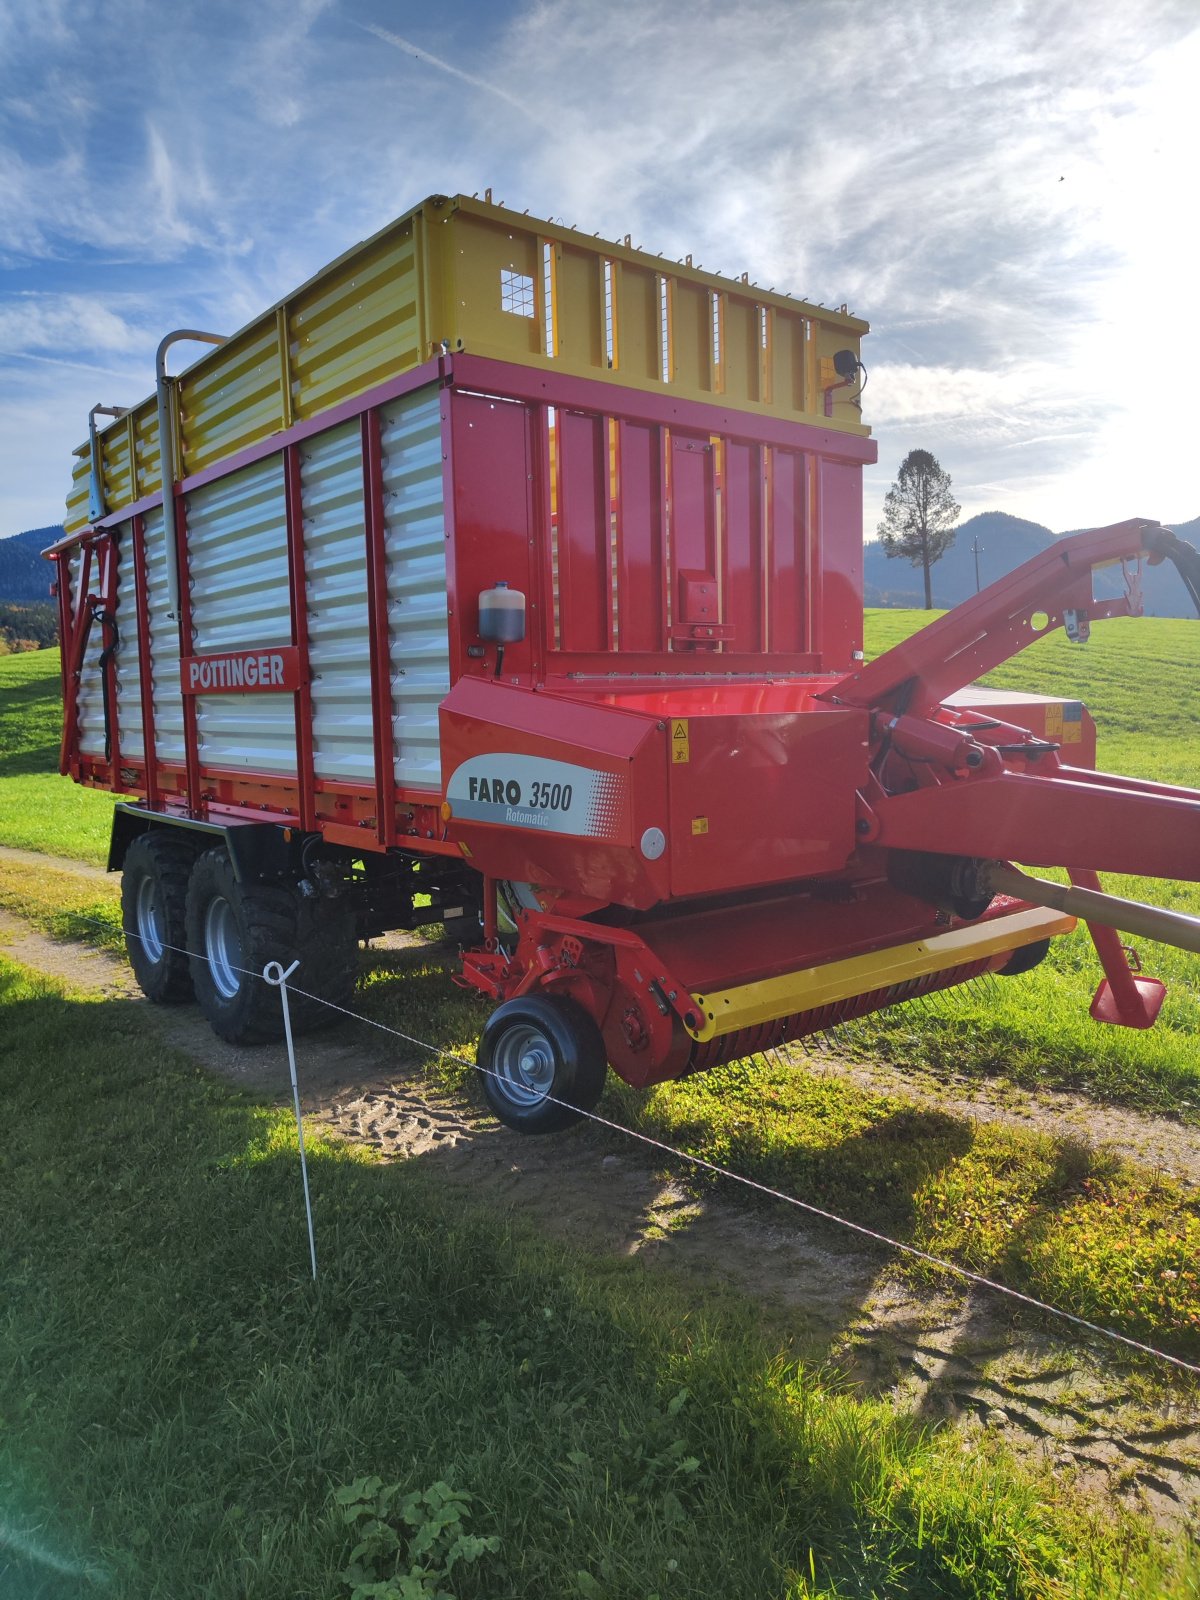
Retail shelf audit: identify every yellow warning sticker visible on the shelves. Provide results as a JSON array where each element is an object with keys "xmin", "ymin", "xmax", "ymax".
[
  {"xmin": 671, "ymin": 719, "xmax": 690, "ymax": 764},
  {"xmin": 1062, "ymin": 720, "xmax": 1082, "ymax": 745},
  {"xmin": 1044, "ymin": 703, "xmax": 1063, "ymax": 740},
  {"xmin": 691, "ymin": 816, "xmax": 709, "ymax": 835}
]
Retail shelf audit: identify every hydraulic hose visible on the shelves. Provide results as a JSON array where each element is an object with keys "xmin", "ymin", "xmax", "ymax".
[
  {"xmin": 89, "ymin": 598, "xmax": 119, "ymax": 763},
  {"xmin": 1146, "ymin": 526, "xmax": 1200, "ymax": 616}
]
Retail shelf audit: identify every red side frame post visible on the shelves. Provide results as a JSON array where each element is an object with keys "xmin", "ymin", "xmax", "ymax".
[
  {"xmin": 58, "ymin": 540, "xmax": 94, "ymax": 776},
  {"xmin": 284, "ymin": 444, "xmax": 317, "ymax": 832},
  {"xmin": 362, "ymin": 409, "xmax": 398, "ymax": 849}
]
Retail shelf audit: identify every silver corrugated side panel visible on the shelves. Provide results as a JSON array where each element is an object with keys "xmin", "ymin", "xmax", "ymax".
[
  {"xmin": 112, "ymin": 521, "xmax": 144, "ymax": 763},
  {"xmin": 185, "ymin": 457, "xmax": 296, "ymax": 776},
  {"xmin": 143, "ymin": 507, "xmax": 186, "ymax": 767},
  {"xmin": 380, "ymin": 390, "xmax": 449, "ymax": 789},
  {"xmin": 72, "ymin": 546, "xmax": 107, "ymax": 758},
  {"xmin": 300, "ymin": 420, "xmax": 374, "ymax": 784}
]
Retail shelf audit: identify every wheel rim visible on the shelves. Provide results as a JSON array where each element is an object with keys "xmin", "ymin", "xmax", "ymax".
[
  {"xmin": 204, "ymin": 896, "xmax": 244, "ymax": 1000},
  {"xmin": 135, "ymin": 876, "xmax": 164, "ymax": 965},
  {"xmin": 490, "ymin": 1021, "xmax": 559, "ymax": 1109}
]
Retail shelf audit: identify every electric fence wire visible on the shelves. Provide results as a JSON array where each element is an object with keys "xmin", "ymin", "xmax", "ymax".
[{"xmin": 42, "ymin": 908, "xmax": 1200, "ymax": 1380}]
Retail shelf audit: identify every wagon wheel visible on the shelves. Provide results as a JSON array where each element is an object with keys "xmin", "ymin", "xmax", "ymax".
[
  {"xmin": 184, "ymin": 847, "xmax": 358, "ymax": 1044},
  {"xmin": 120, "ymin": 830, "xmax": 197, "ymax": 1004}
]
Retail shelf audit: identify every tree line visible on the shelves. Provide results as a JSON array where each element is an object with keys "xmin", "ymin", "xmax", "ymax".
[{"xmin": 0, "ymin": 601, "xmax": 57, "ymax": 654}]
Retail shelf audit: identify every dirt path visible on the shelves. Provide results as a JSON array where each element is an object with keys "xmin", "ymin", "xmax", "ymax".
[
  {"xmin": 0, "ymin": 844, "xmax": 113, "ymax": 882},
  {"xmin": 3, "ymin": 903, "xmax": 1200, "ymax": 1530}
]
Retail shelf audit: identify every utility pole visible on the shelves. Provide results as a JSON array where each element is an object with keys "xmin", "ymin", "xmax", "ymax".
[{"xmin": 972, "ymin": 534, "xmax": 983, "ymax": 593}]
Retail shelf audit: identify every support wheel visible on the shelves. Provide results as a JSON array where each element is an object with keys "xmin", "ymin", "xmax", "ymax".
[
  {"xmin": 185, "ymin": 848, "xmax": 358, "ymax": 1044},
  {"xmin": 477, "ymin": 995, "xmax": 608, "ymax": 1135},
  {"xmin": 121, "ymin": 830, "xmax": 196, "ymax": 1004},
  {"xmin": 442, "ymin": 910, "xmax": 485, "ymax": 948},
  {"xmin": 997, "ymin": 938, "xmax": 1051, "ymax": 977}
]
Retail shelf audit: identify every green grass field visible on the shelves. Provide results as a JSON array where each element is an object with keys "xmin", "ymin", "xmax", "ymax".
[
  {"xmin": 9, "ymin": 955, "xmax": 1186, "ymax": 1600},
  {"xmin": 0, "ymin": 646, "xmax": 116, "ymax": 863},
  {"xmin": 3, "ymin": 629, "xmax": 1200, "ymax": 1593},
  {"xmin": 3, "ymin": 632, "xmax": 1200, "ymax": 1351}
]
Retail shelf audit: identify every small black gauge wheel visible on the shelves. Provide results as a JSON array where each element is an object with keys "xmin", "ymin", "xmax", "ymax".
[
  {"xmin": 996, "ymin": 938, "xmax": 1051, "ymax": 977},
  {"xmin": 477, "ymin": 994, "xmax": 609, "ymax": 1135}
]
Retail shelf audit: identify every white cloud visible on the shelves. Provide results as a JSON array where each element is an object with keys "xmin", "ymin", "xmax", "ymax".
[
  {"xmin": 869, "ymin": 364, "xmax": 1059, "ymax": 428},
  {"xmin": 0, "ymin": 293, "xmax": 147, "ymax": 353},
  {"xmin": 358, "ymin": 20, "xmax": 552, "ymax": 129},
  {"xmin": 1, "ymin": 0, "xmax": 1199, "ymax": 540},
  {"xmin": 0, "ymin": 362, "xmax": 129, "ymax": 534},
  {"xmin": 229, "ymin": 0, "xmax": 336, "ymax": 130}
]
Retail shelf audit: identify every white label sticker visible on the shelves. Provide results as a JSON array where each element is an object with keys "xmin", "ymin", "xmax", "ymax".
[{"xmin": 446, "ymin": 754, "xmax": 624, "ymax": 839}]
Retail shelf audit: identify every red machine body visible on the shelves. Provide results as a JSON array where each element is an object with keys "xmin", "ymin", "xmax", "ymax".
[{"xmin": 50, "ymin": 291, "xmax": 1200, "ymax": 1122}]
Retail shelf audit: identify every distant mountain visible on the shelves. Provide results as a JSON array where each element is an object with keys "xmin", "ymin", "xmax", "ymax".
[
  {"xmin": 865, "ymin": 510, "xmax": 1200, "ymax": 617},
  {"xmin": 0, "ymin": 526, "xmax": 62, "ymax": 604},
  {"xmin": 865, "ymin": 512, "xmax": 1052, "ymax": 608},
  {"xmin": 8, "ymin": 508, "xmax": 1198, "ymax": 619}
]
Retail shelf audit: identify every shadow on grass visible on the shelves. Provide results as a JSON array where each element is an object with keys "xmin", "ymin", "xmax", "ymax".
[
  {"xmin": 4, "ymin": 973, "xmax": 1121, "ymax": 1600},
  {"xmin": 0, "ymin": 740, "xmax": 64, "ymax": 779},
  {"xmin": 0, "ymin": 671, "xmax": 62, "ymax": 778},
  {"xmin": 194, "ymin": 947, "xmax": 1200, "ymax": 1373},
  {"xmin": 633, "ymin": 1096, "xmax": 975, "ymax": 1239}
]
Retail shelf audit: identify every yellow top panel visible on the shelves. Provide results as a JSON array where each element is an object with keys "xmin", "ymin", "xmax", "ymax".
[{"xmin": 66, "ymin": 194, "xmax": 870, "ymax": 533}]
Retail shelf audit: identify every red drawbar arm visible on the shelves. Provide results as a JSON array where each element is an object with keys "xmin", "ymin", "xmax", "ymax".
[
  {"xmin": 827, "ymin": 517, "xmax": 1186, "ymax": 714},
  {"xmin": 835, "ymin": 516, "xmax": 1200, "ymax": 1027},
  {"xmin": 873, "ymin": 768, "xmax": 1200, "ymax": 884}
]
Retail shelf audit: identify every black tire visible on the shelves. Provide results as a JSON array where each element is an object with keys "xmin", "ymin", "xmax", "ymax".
[
  {"xmin": 185, "ymin": 847, "xmax": 358, "ymax": 1044},
  {"xmin": 442, "ymin": 911, "xmax": 485, "ymax": 948},
  {"xmin": 477, "ymin": 994, "xmax": 608, "ymax": 1135},
  {"xmin": 997, "ymin": 938, "xmax": 1052, "ymax": 977},
  {"xmin": 120, "ymin": 830, "xmax": 197, "ymax": 1004}
]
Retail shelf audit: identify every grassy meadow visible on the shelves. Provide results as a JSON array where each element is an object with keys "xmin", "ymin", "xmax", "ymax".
[
  {"xmin": 12, "ymin": 958, "xmax": 1196, "ymax": 1598},
  {"xmin": 3, "ymin": 629, "xmax": 1200, "ymax": 1355},
  {"xmin": 3, "ymin": 626, "xmax": 1200, "ymax": 1594},
  {"xmin": 0, "ymin": 645, "xmax": 115, "ymax": 863}
]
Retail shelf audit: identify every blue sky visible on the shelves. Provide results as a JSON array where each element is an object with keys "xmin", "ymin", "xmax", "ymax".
[{"xmin": 2, "ymin": 0, "xmax": 1197, "ymax": 540}]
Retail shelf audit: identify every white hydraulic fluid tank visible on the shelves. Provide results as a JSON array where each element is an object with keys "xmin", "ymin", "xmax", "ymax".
[{"xmin": 478, "ymin": 581, "xmax": 526, "ymax": 642}]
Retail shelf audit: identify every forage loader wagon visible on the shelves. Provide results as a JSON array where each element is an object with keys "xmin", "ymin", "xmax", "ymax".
[{"xmin": 51, "ymin": 193, "xmax": 1200, "ymax": 1131}]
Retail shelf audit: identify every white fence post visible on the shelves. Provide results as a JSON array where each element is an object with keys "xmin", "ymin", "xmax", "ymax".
[{"xmin": 263, "ymin": 959, "xmax": 318, "ymax": 1282}]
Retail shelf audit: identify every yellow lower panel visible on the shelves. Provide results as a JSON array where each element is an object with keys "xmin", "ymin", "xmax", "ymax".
[{"xmin": 687, "ymin": 907, "xmax": 1076, "ymax": 1042}]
